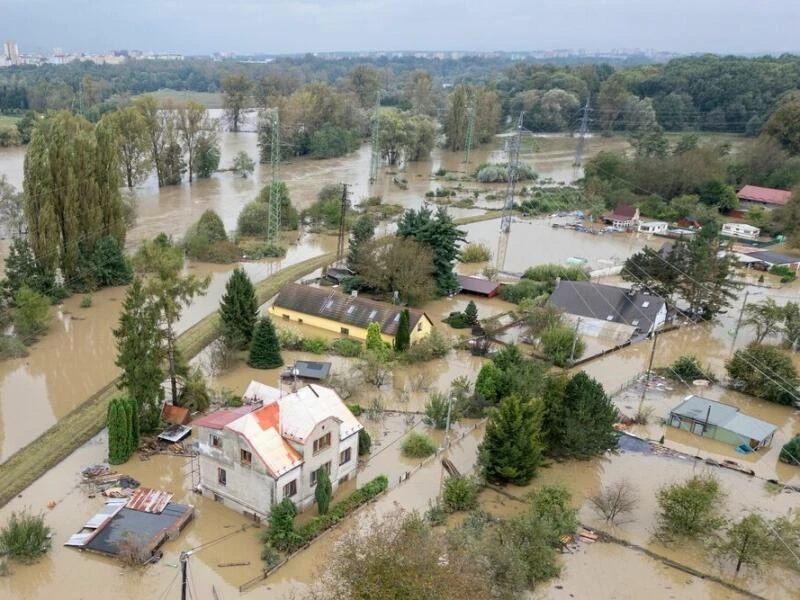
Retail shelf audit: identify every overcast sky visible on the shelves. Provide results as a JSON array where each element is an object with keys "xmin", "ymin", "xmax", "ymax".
[{"xmin": 2, "ymin": 0, "xmax": 799, "ymax": 55}]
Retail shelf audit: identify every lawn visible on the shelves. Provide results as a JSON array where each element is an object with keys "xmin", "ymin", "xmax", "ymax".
[{"xmin": 134, "ymin": 89, "xmax": 226, "ymax": 109}]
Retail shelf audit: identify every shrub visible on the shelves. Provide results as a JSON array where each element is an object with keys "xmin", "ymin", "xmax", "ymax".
[
  {"xmin": 540, "ymin": 325, "xmax": 584, "ymax": 366},
  {"xmin": 347, "ymin": 403, "xmax": 363, "ymax": 416},
  {"xmin": 522, "ymin": 263, "xmax": 589, "ymax": 283},
  {"xmin": 425, "ymin": 501, "xmax": 447, "ymax": 526},
  {"xmin": 474, "ymin": 162, "xmax": 537, "ymax": 183},
  {"xmin": 460, "ymin": 243, "xmax": 492, "ymax": 263},
  {"xmin": 243, "ymin": 243, "xmax": 287, "ymax": 260},
  {"xmin": 331, "ymin": 337, "xmax": 363, "ymax": 357},
  {"xmin": 116, "ymin": 533, "xmax": 149, "ymax": 566},
  {"xmin": 302, "ymin": 336, "xmax": 329, "ymax": 354},
  {"xmin": 185, "ymin": 210, "xmax": 238, "ymax": 263},
  {"xmin": 0, "ymin": 335, "xmax": 28, "ymax": 359},
  {"xmin": 667, "ymin": 355, "xmax": 715, "ymax": 381},
  {"xmin": 276, "ymin": 327, "xmax": 305, "ymax": 350},
  {"xmin": 656, "ymin": 475, "xmax": 726, "ymax": 539},
  {"xmin": 442, "ymin": 475, "xmax": 480, "ymax": 513},
  {"xmin": 237, "ymin": 200, "xmax": 270, "ymax": 236},
  {"xmin": 424, "ymin": 391, "xmax": 453, "ymax": 429},
  {"xmin": 13, "ymin": 286, "xmax": 51, "ymax": 340},
  {"xmin": 499, "ymin": 279, "xmax": 549, "ymax": 304},
  {"xmin": 401, "ymin": 431, "xmax": 437, "ymax": 458},
  {"xmin": 769, "ymin": 265, "xmax": 796, "ymax": 280},
  {"xmin": 779, "ymin": 435, "xmax": 800, "ymax": 465},
  {"xmin": 402, "ymin": 329, "xmax": 451, "ymax": 363},
  {"xmin": 358, "ymin": 428, "xmax": 372, "ymax": 455},
  {"xmin": 179, "ymin": 367, "xmax": 211, "ymax": 413},
  {"xmin": 0, "ymin": 511, "xmax": 51, "ymax": 563},
  {"xmin": 726, "ymin": 343, "xmax": 800, "ymax": 405},
  {"xmin": 80, "ymin": 294, "xmax": 93, "ymax": 308}
]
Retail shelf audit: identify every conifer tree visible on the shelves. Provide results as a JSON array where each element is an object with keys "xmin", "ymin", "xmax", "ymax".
[
  {"xmin": 219, "ymin": 268, "xmax": 259, "ymax": 349},
  {"xmin": 464, "ymin": 300, "xmax": 479, "ymax": 326},
  {"xmin": 107, "ymin": 397, "xmax": 130, "ymax": 465},
  {"xmin": 249, "ymin": 316, "xmax": 284, "ymax": 369},
  {"xmin": 478, "ymin": 394, "xmax": 543, "ymax": 485},
  {"xmin": 394, "ymin": 309, "xmax": 411, "ymax": 352},
  {"xmin": 315, "ymin": 467, "xmax": 333, "ymax": 515},
  {"xmin": 542, "ymin": 371, "xmax": 619, "ymax": 458},
  {"xmin": 124, "ymin": 397, "xmax": 140, "ymax": 455},
  {"xmin": 347, "ymin": 216, "xmax": 375, "ymax": 272}
]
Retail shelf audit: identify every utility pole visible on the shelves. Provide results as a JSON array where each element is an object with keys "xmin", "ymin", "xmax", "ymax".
[
  {"xmin": 336, "ymin": 184, "xmax": 349, "ymax": 264},
  {"xmin": 569, "ymin": 317, "xmax": 582, "ymax": 364},
  {"xmin": 443, "ymin": 394, "xmax": 454, "ymax": 450},
  {"xmin": 464, "ymin": 93, "xmax": 477, "ymax": 165},
  {"xmin": 180, "ymin": 551, "xmax": 190, "ymax": 600},
  {"xmin": 369, "ymin": 91, "xmax": 381, "ymax": 184},
  {"xmin": 730, "ymin": 290, "xmax": 750, "ymax": 356},
  {"xmin": 637, "ymin": 331, "xmax": 659, "ymax": 417},
  {"xmin": 267, "ymin": 108, "xmax": 281, "ymax": 242}
]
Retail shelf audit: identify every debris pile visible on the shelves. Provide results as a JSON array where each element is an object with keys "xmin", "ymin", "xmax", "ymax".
[{"xmin": 81, "ymin": 465, "xmax": 140, "ymax": 496}]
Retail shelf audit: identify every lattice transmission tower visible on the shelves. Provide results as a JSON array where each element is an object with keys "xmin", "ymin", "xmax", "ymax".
[
  {"xmin": 464, "ymin": 93, "xmax": 477, "ymax": 165},
  {"xmin": 495, "ymin": 112, "xmax": 524, "ymax": 273},
  {"xmin": 267, "ymin": 109, "xmax": 281, "ymax": 242},
  {"xmin": 369, "ymin": 91, "xmax": 381, "ymax": 184},
  {"xmin": 573, "ymin": 99, "xmax": 591, "ymax": 173},
  {"xmin": 336, "ymin": 184, "xmax": 349, "ymax": 264}
]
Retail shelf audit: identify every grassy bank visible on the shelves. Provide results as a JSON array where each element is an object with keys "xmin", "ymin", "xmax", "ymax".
[
  {"xmin": 133, "ymin": 89, "xmax": 226, "ymax": 109},
  {"xmin": 0, "ymin": 253, "xmax": 335, "ymax": 508}
]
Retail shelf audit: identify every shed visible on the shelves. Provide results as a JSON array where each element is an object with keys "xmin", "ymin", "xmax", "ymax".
[
  {"xmin": 736, "ymin": 185, "xmax": 791, "ymax": 210},
  {"xmin": 745, "ymin": 250, "xmax": 800, "ymax": 270},
  {"xmin": 281, "ymin": 360, "xmax": 332, "ymax": 381},
  {"xmin": 161, "ymin": 404, "xmax": 190, "ymax": 426},
  {"xmin": 668, "ymin": 395, "xmax": 777, "ymax": 450},
  {"xmin": 722, "ymin": 222, "xmax": 760, "ymax": 240},
  {"xmin": 456, "ymin": 275, "xmax": 502, "ymax": 298}
]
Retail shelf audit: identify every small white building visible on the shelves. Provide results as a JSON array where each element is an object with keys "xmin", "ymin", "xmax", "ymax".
[
  {"xmin": 638, "ymin": 221, "xmax": 669, "ymax": 234},
  {"xmin": 193, "ymin": 382, "xmax": 362, "ymax": 520},
  {"xmin": 722, "ymin": 222, "xmax": 760, "ymax": 240}
]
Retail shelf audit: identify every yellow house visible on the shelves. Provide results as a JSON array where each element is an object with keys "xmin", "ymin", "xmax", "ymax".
[{"xmin": 269, "ymin": 283, "xmax": 434, "ymax": 345}]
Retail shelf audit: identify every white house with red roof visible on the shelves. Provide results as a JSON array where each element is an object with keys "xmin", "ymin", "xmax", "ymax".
[
  {"xmin": 605, "ymin": 204, "xmax": 640, "ymax": 231},
  {"xmin": 192, "ymin": 382, "xmax": 362, "ymax": 519}
]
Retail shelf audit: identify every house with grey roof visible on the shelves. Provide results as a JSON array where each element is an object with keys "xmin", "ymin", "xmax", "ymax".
[
  {"xmin": 547, "ymin": 281, "xmax": 667, "ymax": 336},
  {"xmin": 668, "ymin": 395, "xmax": 777, "ymax": 450}
]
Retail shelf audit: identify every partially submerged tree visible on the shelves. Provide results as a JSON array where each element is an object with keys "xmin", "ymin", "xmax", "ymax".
[
  {"xmin": 232, "ymin": 151, "xmax": 256, "ymax": 178},
  {"xmin": 726, "ymin": 343, "xmax": 800, "ymax": 405},
  {"xmin": 743, "ymin": 298, "xmax": 785, "ymax": 344},
  {"xmin": 222, "ymin": 72, "xmax": 252, "ymax": 132},
  {"xmin": 219, "ymin": 268, "xmax": 259, "ymax": 349},
  {"xmin": 711, "ymin": 512, "xmax": 780, "ymax": 575},
  {"xmin": 656, "ymin": 475, "xmax": 726, "ymax": 540},
  {"xmin": 249, "ymin": 316, "xmax": 284, "ymax": 369},
  {"xmin": 478, "ymin": 395, "xmax": 543, "ymax": 485},
  {"xmin": 354, "ymin": 236, "xmax": 437, "ymax": 305},
  {"xmin": 589, "ymin": 479, "xmax": 639, "ymax": 525},
  {"xmin": 12, "ymin": 286, "xmax": 51, "ymax": 340},
  {"xmin": 0, "ymin": 510, "xmax": 51, "ymax": 564}
]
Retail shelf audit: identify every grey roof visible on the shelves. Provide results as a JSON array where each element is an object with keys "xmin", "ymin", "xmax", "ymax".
[
  {"xmin": 457, "ymin": 275, "xmax": 501, "ymax": 295},
  {"xmin": 670, "ymin": 395, "xmax": 777, "ymax": 443},
  {"xmin": 745, "ymin": 250, "xmax": 800, "ymax": 266},
  {"xmin": 273, "ymin": 283, "xmax": 429, "ymax": 336},
  {"xmin": 85, "ymin": 503, "xmax": 193, "ymax": 556},
  {"xmin": 547, "ymin": 281, "xmax": 665, "ymax": 333},
  {"xmin": 288, "ymin": 360, "xmax": 332, "ymax": 380}
]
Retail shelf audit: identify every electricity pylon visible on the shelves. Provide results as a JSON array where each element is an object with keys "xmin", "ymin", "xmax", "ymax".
[
  {"xmin": 464, "ymin": 93, "xmax": 477, "ymax": 165},
  {"xmin": 336, "ymin": 184, "xmax": 349, "ymax": 264},
  {"xmin": 267, "ymin": 109, "xmax": 281, "ymax": 242},
  {"xmin": 573, "ymin": 99, "xmax": 590, "ymax": 173},
  {"xmin": 495, "ymin": 112, "xmax": 524, "ymax": 273},
  {"xmin": 369, "ymin": 91, "xmax": 381, "ymax": 184}
]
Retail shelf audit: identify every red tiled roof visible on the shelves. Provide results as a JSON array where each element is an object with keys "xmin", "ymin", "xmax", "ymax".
[
  {"xmin": 457, "ymin": 275, "xmax": 501, "ymax": 295},
  {"xmin": 255, "ymin": 401, "xmax": 280, "ymax": 431},
  {"xmin": 161, "ymin": 404, "xmax": 190, "ymax": 425},
  {"xmin": 610, "ymin": 204, "xmax": 637, "ymax": 219},
  {"xmin": 192, "ymin": 405, "xmax": 255, "ymax": 430},
  {"xmin": 737, "ymin": 185, "xmax": 791, "ymax": 206}
]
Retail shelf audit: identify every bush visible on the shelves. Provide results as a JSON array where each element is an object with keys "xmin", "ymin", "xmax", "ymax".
[
  {"xmin": 540, "ymin": 325, "xmax": 584, "ymax": 366},
  {"xmin": 425, "ymin": 501, "xmax": 447, "ymax": 525},
  {"xmin": 13, "ymin": 286, "xmax": 51, "ymax": 340},
  {"xmin": 656, "ymin": 475, "xmax": 726, "ymax": 539},
  {"xmin": 442, "ymin": 475, "xmax": 480, "ymax": 513},
  {"xmin": 347, "ymin": 403, "xmax": 363, "ymax": 416},
  {"xmin": 185, "ymin": 210, "xmax": 239, "ymax": 263},
  {"xmin": 726, "ymin": 343, "xmax": 800, "ymax": 405},
  {"xmin": 244, "ymin": 243, "xmax": 286, "ymax": 259},
  {"xmin": 0, "ymin": 335, "xmax": 28, "ymax": 359},
  {"xmin": 358, "ymin": 428, "xmax": 371, "ymax": 455},
  {"xmin": 0, "ymin": 511, "xmax": 51, "ymax": 563},
  {"xmin": 522, "ymin": 264, "xmax": 590, "ymax": 283},
  {"xmin": 330, "ymin": 338, "xmax": 363, "ymax": 357},
  {"xmin": 116, "ymin": 533, "xmax": 149, "ymax": 566},
  {"xmin": 769, "ymin": 265, "xmax": 797, "ymax": 280},
  {"xmin": 302, "ymin": 336, "xmax": 329, "ymax": 354},
  {"xmin": 306, "ymin": 184, "xmax": 347, "ymax": 229},
  {"xmin": 401, "ymin": 431, "xmax": 437, "ymax": 458},
  {"xmin": 179, "ymin": 367, "xmax": 211, "ymax": 413},
  {"xmin": 424, "ymin": 391, "xmax": 454, "ymax": 429},
  {"xmin": 237, "ymin": 200, "xmax": 270, "ymax": 236},
  {"xmin": 460, "ymin": 243, "xmax": 492, "ymax": 263},
  {"xmin": 779, "ymin": 435, "xmax": 800, "ymax": 465},
  {"xmin": 499, "ymin": 279, "xmax": 550, "ymax": 304},
  {"xmin": 443, "ymin": 311, "xmax": 470, "ymax": 328},
  {"xmin": 276, "ymin": 327, "xmax": 304, "ymax": 350},
  {"xmin": 474, "ymin": 162, "xmax": 537, "ymax": 183},
  {"xmin": 80, "ymin": 294, "xmax": 93, "ymax": 308},
  {"xmin": 667, "ymin": 355, "xmax": 715, "ymax": 381},
  {"xmin": 402, "ymin": 329, "xmax": 451, "ymax": 363}
]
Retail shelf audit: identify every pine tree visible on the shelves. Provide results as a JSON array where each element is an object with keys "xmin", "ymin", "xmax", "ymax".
[
  {"xmin": 347, "ymin": 216, "xmax": 375, "ymax": 272},
  {"xmin": 394, "ymin": 309, "xmax": 411, "ymax": 352},
  {"xmin": 315, "ymin": 467, "xmax": 333, "ymax": 515},
  {"xmin": 219, "ymin": 268, "xmax": 259, "ymax": 349},
  {"xmin": 542, "ymin": 371, "xmax": 619, "ymax": 458},
  {"xmin": 124, "ymin": 397, "xmax": 140, "ymax": 455},
  {"xmin": 249, "ymin": 316, "xmax": 284, "ymax": 369},
  {"xmin": 107, "ymin": 397, "xmax": 130, "ymax": 465},
  {"xmin": 464, "ymin": 300, "xmax": 478, "ymax": 326},
  {"xmin": 478, "ymin": 394, "xmax": 543, "ymax": 485},
  {"xmin": 114, "ymin": 278, "xmax": 165, "ymax": 433}
]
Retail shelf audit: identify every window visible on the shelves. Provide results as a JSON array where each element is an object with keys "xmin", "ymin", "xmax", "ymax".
[
  {"xmin": 339, "ymin": 447, "xmax": 352, "ymax": 466},
  {"xmin": 240, "ymin": 449, "xmax": 252, "ymax": 465},
  {"xmin": 310, "ymin": 462, "xmax": 331, "ymax": 486},
  {"xmin": 218, "ymin": 468, "xmax": 227, "ymax": 486},
  {"xmin": 417, "ymin": 323, "xmax": 422, "ymax": 331},
  {"xmin": 642, "ymin": 301, "xmax": 650, "ymax": 308},
  {"xmin": 346, "ymin": 305, "xmax": 356, "ymax": 315},
  {"xmin": 283, "ymin": 479, "xmax": 297, "ymax": 498},
  {"xmin": 313, "ymin": 432, "xmax": 332, "ymax": 455},
  {"xmin": 631, "ymin": 319, "xmax": 640, "ymax": 327},
  {"xmin": 323, "ymin": 299, "xmax": 334, "ymax": 311},
  {"xmin": 211, "ymin": 434, "xmax": 222, "ymax": 449},
  {"xmin": 340, "ymin": 327, "xmax": 349, "ymax": 335},
  {"xmin": 368, "ymin": 310, "xmax": 378, "ymax": 320},
  {"xmin": 606, "ymin": 315, "xmax": 614, "ymax": 321},
  {"xmin": 393, "ymin": 313, "xmax": 400, "ymax": 322}
]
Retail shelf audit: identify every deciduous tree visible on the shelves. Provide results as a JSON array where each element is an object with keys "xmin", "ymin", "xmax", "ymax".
[
  {"xmin": 102, "ymin": 106, "xmax": 152, "ymax": 188},
  {"xmin": 222, "ymin": 72, "xmax": 252, "ymax": 132},
  {"xmin": 743, "ymin": 298, "xmax": 785, "ymax": 344},
  {"xmin": 656, "ymin": 475, "xmax": 726, "ymax": 539},
  {"xmin": 13, "ymin": 285, "xmax": 50, "ymax": 340},
  {"xmin": 232, "ymin": 151, "xmax": 255, "ymax": 178},
  {"xmin": 726, "ymin": 343, "xmax": 800, "ymax": 405},
  {"xmin": 355, "ymin": 237, "xmax": 437, "ymax": 305},
  {"xmin": 711, "ymin": 512, "xmax": 780, "ymax": 574}
]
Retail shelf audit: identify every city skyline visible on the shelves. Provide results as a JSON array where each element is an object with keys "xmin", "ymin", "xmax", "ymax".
[{"xmin": 1, "ymin": 0, "xmax": 799, "ymax": 56}]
